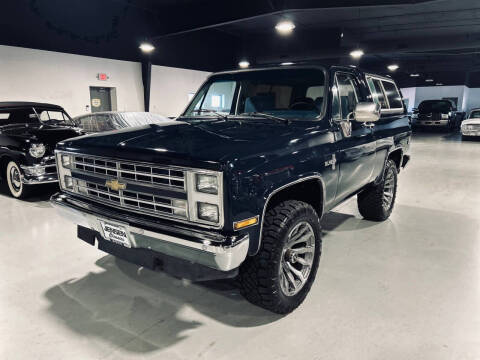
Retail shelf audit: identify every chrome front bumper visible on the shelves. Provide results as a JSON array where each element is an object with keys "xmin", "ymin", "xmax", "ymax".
[
  {"xmin": 50, "ymin": 193, "xmax": 249, "ymax": 272},
  {"xmin": 461, "ymin": 128, "xmax": 480, "ymax": 137},
  {"xmin": 417, "ymin": 120, "xmax": 449, "ymax": 127},
  {"xmin": 21, "ymin": 164, "xmax": 58, "ymax": 185}
]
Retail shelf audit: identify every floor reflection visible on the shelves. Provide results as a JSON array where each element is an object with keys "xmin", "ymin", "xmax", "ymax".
[{"xmin": 44, "ymin": 255, "xmax": 281, "ymax": 353}]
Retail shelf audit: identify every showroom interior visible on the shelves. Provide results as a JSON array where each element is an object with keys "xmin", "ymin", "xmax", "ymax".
[{"xmin": 1, "ymin": 0, "xmax": 479, "ymax": 359}]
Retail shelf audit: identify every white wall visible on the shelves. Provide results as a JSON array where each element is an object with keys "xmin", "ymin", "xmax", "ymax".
[
  {"xmin": 414, "ymin": 85, "xmax": 466, "ymax": 111},
  {"xmin": 0, "ymin": 45, "xmax": 145, "ymax": 117},
  {"xmin": 399, "ymin": 85, "xmax": 479, "ymax": 112},
  {"xmin": 464, "ymin": 87, "xmax": 480, "ymax": 112},
  {"xmin": 400, "ymin": 87, "xmax": 416, "ymax": 112},
  {"xmin": 150, "ymin": 65, "xmax": 210, "ymax": 117}
]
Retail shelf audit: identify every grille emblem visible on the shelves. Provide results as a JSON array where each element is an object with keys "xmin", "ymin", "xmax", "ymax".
[{"xmin": 105, "ymin": 179, "xmax": 126, "ymax": 191}]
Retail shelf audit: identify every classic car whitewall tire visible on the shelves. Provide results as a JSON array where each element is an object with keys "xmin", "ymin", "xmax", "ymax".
[{"xmin": 6, "ymin": 161, "xmax": 31, "ymax": 199}]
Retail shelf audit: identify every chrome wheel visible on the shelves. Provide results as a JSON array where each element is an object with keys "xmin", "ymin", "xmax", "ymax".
[
  {"xmin": 382, "ymin": 166, "xmax": 395, "ymax": 210},
  {"xmin": 279, "ymin": 221, "xmax": 316, "ymax": 297}
]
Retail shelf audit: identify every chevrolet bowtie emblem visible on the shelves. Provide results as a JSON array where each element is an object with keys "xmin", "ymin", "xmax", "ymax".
[{"xmin": 105, "ymin": 179, "xmax": 126, "ymax": 191}]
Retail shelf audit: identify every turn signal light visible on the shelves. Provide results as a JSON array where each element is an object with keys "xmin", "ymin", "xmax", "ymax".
[{"xmin": 234, "ymin": 216, "xmax": 259, "ymax": 230}]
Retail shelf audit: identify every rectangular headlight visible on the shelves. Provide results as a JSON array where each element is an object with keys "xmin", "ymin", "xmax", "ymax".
[
  {"xmin": 197, "ymin": 202, "xmax": 219, "ymax": 223},
  {"xmin": 195, "ymin": 174, "xmax": 218, "ymax": 195}
]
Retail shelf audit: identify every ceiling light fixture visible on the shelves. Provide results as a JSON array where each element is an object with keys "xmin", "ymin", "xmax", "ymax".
[
  {"xmin": 436, "ymin": 83, "xmax": 443, "ymax": 86},
  {"xmin": 425, "ymin": 79, "xmax": 434, "ymax": 82},
  {"xmin": 280, "ymin": 62, "xmax": 294, "ymax": 66},
  {"xmin": 275, "ymin": 20, "xmax": 295, "ymax": 35},
  {"xmin": 238, "ymin": 60, "xmax": 250, "ymax": 69},
  {"xmin": 410, "ymin": 73, "xmax": 420, "ymax": 77},
  {"xmin": 350, "ymin": 49, "xmax": 364, "ymax": 59},
  {"xmin": 387, "ymin": 64, "xmax": 399, "ymax": 71},
  {"xmin": 139, "ymin": 42, "xmax": 155, "ymax": 53}
]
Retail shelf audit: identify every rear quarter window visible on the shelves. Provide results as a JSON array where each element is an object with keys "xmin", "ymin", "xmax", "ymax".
[{"xmin": 382, "ymin": 81, "xmax": 403, "ymax": 109}]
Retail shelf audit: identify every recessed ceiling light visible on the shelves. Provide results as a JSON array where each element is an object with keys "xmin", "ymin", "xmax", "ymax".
[
  {"xmin": 436, "ymin": 83, "xmax": 443, "ymax": 86},
  {"xmin": 410, "ymin": 73, "xmax": 420, "ymax": 77},
  {"xmin": 350, "ymin": 49, "xmax": 364, "ymax": 59},
  {"xmin": 139, "ymin": 43, "xmax": 155, "ymax": 53},
  {"xmin": 280, "ymin": 62, "xmax": 294, "ymax": 66},
  {"xmin": 275, "ymin": 20, "xmax": 295, "ymax": 35},
  {"xmin": 238, "ymin": 60, "xmax": 250, "ymax": 69},
  {"xmin": 387, "ymin": 64, "xmax": 399, "ymax": 71},
  {"xmin": 425, "ymin": 79, "xmax": 434, "ymax": 82}
]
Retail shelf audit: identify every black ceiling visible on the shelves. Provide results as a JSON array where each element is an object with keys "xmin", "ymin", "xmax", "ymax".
[{"xmin": 2, "ymin": 0, "xmax": 480, "ymax": 87}]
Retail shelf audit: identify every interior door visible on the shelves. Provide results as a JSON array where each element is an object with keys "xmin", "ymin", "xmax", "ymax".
[
  {"xmin": 333, "ymin": 72, "xmax": 377, "ymax": 202},
  {"xmin": 90, "ymin": 87, "xmax": 112, "ymax": 113}
]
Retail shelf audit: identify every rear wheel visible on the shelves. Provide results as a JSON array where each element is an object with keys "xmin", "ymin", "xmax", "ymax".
[
  {"xmin": 357, "ymin": 159, "xmax": 398, "ymax": 221},
  {"xmin": 6, "ymin": 161, "xmax": 31, "ymax": 199},
  {"xmin": 239, "ymin": 200, "xmax": 322, "ymax": 314}
]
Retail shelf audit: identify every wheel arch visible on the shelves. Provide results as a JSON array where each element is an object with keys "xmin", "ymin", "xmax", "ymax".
[{"xmin": 253, "ymin": 175, "xmax": 326, "ymax": 255}]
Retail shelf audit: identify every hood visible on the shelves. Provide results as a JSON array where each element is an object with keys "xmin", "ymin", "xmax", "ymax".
[
  {"xmin": 2, "ymin": 123, "xmax": 83, "ymax": 150},
  {"xmin": 462, "ymin": 118, "xmax": 480, "ymax": 125},
  {"xmin": 59, "ymin": 119, "xmax": 314, "ymax": 169}
]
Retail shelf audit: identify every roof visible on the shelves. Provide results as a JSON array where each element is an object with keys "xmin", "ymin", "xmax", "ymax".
[{"xmin": 0, "ymin": 102, "xmax": 64, "ymax": 110}]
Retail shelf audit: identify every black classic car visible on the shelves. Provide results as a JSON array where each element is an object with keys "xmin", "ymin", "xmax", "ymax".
[
  {"xmin": 73, "ymin": 111, "xmax": 170, "ymax": 133},
  {"xmin": 0, "ymin": 102, "xmax": 82, "ymax": 198},
  {"xmin": 51, "ymin": 65, "xmax": 411, "ymax": 313},
  {"xmin": 412, "ymin": 99, "xmax": 463, "ymax": 130}
]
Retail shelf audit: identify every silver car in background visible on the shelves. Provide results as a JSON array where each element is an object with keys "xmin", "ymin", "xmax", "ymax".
[
  {"xmin": 461, "ymin": 108, "xmax": 480, "ymax": 139},
  {"xmin": 73, "ymin": 111, "xmax": 170, "ymax": 133}
]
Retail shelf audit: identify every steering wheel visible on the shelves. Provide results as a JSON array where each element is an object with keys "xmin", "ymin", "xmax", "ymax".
[{"xmin": 289, "ymin": 97, "xmax": 317, "ymax": 111}]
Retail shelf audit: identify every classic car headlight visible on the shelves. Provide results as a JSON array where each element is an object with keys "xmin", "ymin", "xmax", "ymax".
[
  {"xmin": 195, "ymin": 174, "xmax": 218, "ymax": 194},
  {"xmin": 187, "ymin": 170, "xmax": 223, "ymax": 226},
  {"xmin": 197, "ymin": 203, "xmax": 219, "ymax": 223},
  {"xmin": 29, "ymin": 143, "xmax": 46, "ymax": 158}
]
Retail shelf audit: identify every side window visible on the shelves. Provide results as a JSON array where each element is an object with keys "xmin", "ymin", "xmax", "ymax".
[
  {"xmin": 368, "ymin": 78, "xmax": 388, "ymax": 109},
  {"xmin": 336, "ymin": 73, "xmax": 359, "ymax": 120},
  {"xmin": 382, "ymin": 81, "xmax": 403, "ymax": 109}
]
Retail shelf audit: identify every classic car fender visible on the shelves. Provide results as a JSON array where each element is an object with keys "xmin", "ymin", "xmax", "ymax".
[
  {"xmin": 0, "ymin": 150, "xmax": 27, "ymax": 180},
  {"xmin": 246, "ymin": 173, "xmax": 327, "ymax": 255}
]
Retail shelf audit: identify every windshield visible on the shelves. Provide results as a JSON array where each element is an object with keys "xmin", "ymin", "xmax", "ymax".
[
  {"xmin": 183, "ymin": 68, "xmax": 326, "ymax": 121},
  {"xmin": 469, "ymin": 110, "xmax": 480, "ymax": 119},
  {"xmin": 0, "ymin": 107, "xmax": 73, "ymax": 126},
  {"xmin": 418, "ymin": 100, "xmax": 452, "ymax": 114}
]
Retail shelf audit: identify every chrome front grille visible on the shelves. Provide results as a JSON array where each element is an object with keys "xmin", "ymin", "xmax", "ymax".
[
  {"xmin": 73, "ymin": 155, "xmax": 185, "ymax": 190},
  {"xmin": 74, "ymin": 179, "xmax": 187, "ymax": 219}
]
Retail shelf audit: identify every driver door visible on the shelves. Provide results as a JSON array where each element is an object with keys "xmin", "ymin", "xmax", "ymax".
[{"xmin": 333, "ymin": 72, "xmax": 377, "ymax": 202}]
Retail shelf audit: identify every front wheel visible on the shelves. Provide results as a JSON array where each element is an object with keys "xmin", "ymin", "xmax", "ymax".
[
  {"xmin": 6, "ymin": 161, "xmax": 31, "ymax": 199},
  {"xmin": 357, "ymin": 159, "xmax": 398, "ymax": 221},
  {"xmin": 239, "ymin": 200, "xmax": 322, "ymax": 314}
]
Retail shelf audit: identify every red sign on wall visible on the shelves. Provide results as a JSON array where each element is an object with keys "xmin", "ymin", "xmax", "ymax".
[{"xmin": 97, "ymin": 73, "xmax": 108, "ymax": 81}]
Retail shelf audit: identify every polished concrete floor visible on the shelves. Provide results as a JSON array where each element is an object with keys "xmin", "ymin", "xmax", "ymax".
[{"xmin": 1, "ymin": 132, "xmax": 479, "ymax": 360}]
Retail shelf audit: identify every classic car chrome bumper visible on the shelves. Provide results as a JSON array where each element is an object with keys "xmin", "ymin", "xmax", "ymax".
[
  {"xmin": 21, "ymin": 164, "xmax": 58, "ymax": 185},
  {"xmin": 461, "ymin": 128, "xmax": 480, "ymax": 136},
  {"xmin": 50, "ymin": 193, "xmax": 249, "ymax": 272},
  {"xmin": 416, "ymin": 119, "xmax": 449, "ymax": 127}
]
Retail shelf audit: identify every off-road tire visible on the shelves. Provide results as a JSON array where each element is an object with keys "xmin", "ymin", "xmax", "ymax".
[
  {"xmin": 6, "ymin": 161, "xmax": 32, "ymax": 199},
  {"xmin": 357, "ymin": 159, "xmax": 398, "ymax": 221},
  {"xmin": 239, "ymin": 200, "xmax": 322, "ymax": 314}
]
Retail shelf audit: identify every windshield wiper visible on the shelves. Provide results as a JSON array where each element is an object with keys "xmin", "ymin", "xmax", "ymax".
[
  {"xmin": 188, "ymin": 109, "xmax": 229, "ymax": 121},
  {"xmin": 240, "ymin": 112, "xmax": 290, "ymax": 125}
]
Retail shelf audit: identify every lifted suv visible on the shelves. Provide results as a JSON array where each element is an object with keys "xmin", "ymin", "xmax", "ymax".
[{"xmin": 52, "ymin": 65, "xmax": 411, "ymax": 313}]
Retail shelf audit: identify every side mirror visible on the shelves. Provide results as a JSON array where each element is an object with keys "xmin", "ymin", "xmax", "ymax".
[{"xmin": 354, "ymin": 102, "xmax": 381, "ymax": 123}]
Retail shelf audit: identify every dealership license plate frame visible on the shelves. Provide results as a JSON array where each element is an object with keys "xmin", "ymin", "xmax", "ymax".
[{"xmin": 99, "ymin": 219, "xmax": 132, "ymax": 248}]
